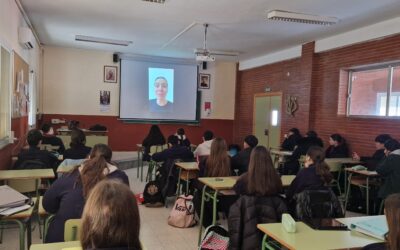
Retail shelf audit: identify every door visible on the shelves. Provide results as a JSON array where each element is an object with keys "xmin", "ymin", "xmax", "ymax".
[{"xmin": 253, "ymin": 93, "xmax": 282, "ymax": 149}]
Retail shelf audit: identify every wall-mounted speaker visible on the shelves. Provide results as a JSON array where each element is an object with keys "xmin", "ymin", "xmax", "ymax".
[
  {"xmin": 113, "ymin": 53, "xmax": 119, "ymax": 63},
  {"xmin": 202, "ymin": 61, "xmax": 207, "ymax": 70}
]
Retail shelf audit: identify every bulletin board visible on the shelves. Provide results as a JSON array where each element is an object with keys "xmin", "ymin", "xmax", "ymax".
[{"xmin": 13, "ymin": 52, "xmax": 29, "ymax": 118}]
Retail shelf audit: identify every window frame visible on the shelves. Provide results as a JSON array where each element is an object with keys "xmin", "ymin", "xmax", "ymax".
[
  {"xmin": 0, "ymin": 45, "xmax": 13, "ymax": 150},
  {"xmin": 346, "ymin": 63, "xmax": 400, "ymax": 118}
]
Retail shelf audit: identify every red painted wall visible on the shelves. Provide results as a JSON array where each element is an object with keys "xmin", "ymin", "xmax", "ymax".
[{"xmin": 41, "ymin": 114, "xmax": 234, "ymax": 151}]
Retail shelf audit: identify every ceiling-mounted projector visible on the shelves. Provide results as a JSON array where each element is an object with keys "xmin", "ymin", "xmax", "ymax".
[{"xmin": 196, "ymin": 55, "xmax": 215, "ymax": 62}]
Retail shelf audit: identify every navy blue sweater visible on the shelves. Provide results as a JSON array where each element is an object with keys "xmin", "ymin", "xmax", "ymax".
[
  {"xmin": 286, "ymin": 165, "xmax": 325, "ymax": 202},
  {"xmin": 43, "ymin": 168, "xmax": 129, "ymax": 243}
]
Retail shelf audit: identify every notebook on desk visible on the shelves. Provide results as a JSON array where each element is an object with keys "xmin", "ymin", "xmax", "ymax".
[
  {"xmin": 0, "ymin": 185, "xmax": 30, "ymax": 208},
  {"xmin": 350, "ymin": 216, "xmax": 388, "ymax": 240}
]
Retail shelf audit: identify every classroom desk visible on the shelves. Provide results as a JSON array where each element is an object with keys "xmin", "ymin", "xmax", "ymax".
[
  {"xmin": 1, "ymin": 198, "xmax": 37, "ymax": 250},
  {"xmin": 0, "ymin": 169, "xmax": 55, "ymax": 181},
  {"xmin": 30, "ymin": 240, "xmax": 81, "ymax": 250},
  {"xmin": 325, "ymin": 158, "xmax": 362, "ymax": 194},
  {"xmin": 56, "ymin": 165, "xmax": 75, "ymax": 174},
  {"xmin": 175, "ymin": 162, "xmax": 198, "ymax": 196},
  {"xmin": 344, "ymin": 168, "xmax": 379, "ymax": 215},
  {"xmin": 270, "ymin": 149, "xmax": 292, "ymax": 168},
  {"xmin": 281, "ymin": 175, "xmax": 296, "ymax": 187},
  {"xmin": 258, "ymin": 219, "xmax": 382, "ymax": 250}
]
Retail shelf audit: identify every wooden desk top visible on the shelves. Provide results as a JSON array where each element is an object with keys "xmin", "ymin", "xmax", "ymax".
[
  {"xmin": 175, "ymin": 162, "xmax": 199, "ymax": 171},
  {"xmin": 257, "ymin": 221, "xmax": 382, "ymax": 250},
  {"xmin": 30, "ymin": 240, "xmax": 81, "ymax": 250},
  {"xmin": 0, "ymin": 169, "xmax": 55, "ymax": 180},
  {"xmin": 198, "ymin": 176, "xmax": 239, "ymax": 190},
  {"xmin": 345, "ymin": 168, "xmax": 379, "ymax": 176},
  {"xmin": 281, "ymin": 175, "xmax": 295, "ymax": 187},
  {"xmin": 325, "ymin": 158, "xmax": 361, "ymax": 164},
  {"xmin": 270, "ymin": 150, "xmax": 293, "ymax": 156}
]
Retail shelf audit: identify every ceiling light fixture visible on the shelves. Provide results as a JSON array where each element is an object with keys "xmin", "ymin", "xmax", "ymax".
[
  {"xmin": 75, "ymin": 35, "xmax": 132, "ymax": 46},
  {"xmin": 267, "ymin": 10, "xmax": 339, "ymax": 26},
  {"xmin": 142, "ymin": 0, "xmax": 165, "ymax": 4}
]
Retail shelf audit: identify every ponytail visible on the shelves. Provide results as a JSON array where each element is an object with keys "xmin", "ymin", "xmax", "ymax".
[
  {"xmin": 80, "ymin": 155, "xmax": 109, "ymax": 198},
  {"xmin": 307, "ymin": 146, "xmax": 333, "ymax": 184}
]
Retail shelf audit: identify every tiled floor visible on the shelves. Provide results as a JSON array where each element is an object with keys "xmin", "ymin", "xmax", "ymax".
[{"xmin": 0, "ymin": 165, "xmax": 366, "ymax": 250}]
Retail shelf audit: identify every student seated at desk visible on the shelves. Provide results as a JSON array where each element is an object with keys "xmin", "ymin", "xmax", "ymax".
[
  {"xmin": 325, "ymin": 133, "xmax": 349, "ymax": 158},
  {"xmin": 81, "ymin": 180, "xmax": 141, "ymax": 250},
  {"xmin": 229, "ymin": 146, "xmax": 287, "ymax": 249},
  {"xmin": 230, "ymin": 135, "xmax": 258, "ymax": 175},
  {"xmin": 363, "ymin": 193, "xmax": 400, "ymax": 250},
  {"xmin": 142, "ymin": 125, "xmax": 166, "ymax": 161},
  {"xmin": 353, "ymin": 134, "xmax": 392, "ymax": 170},
  {"xmin": 63, "ymin": 129, "xmax": 92, "ymax": 160},
  {"xmin": 281, "ymin": 127, "xmax": 302, "ymax": 151},
  {"xmin": 14, "ymin": 129, "xmax": 59, "ymax": 171},
  {"xmin": 286, "ymin": 146, "xmax": 333, "ymax": 214},
  {"xmin": 193, "ymin": 130, "xmax": 214, "ymax": 157},
  {"xmin": 43, "ymin": 144, "xmax": 129, "ymax": 243},
  {"xmin": 41, "ymin": 123, "xmax": 65, "ymax": 153},
  {"xmin": 376, "ymin": 139, "xmax": 400, "ymax": 200},
  {"xmin": 175, "ymin": 127, "xmax": 191, "ymax": 148},
  {"xmin": 151, "ymin": 135, "xmax": 194, "ymax": 162},
  {"xmin": 193, "ymin": 137, "xmax": 234, "ymax": 228},
  {"xmin": 281, "ymin": 130, "xmax": 324, "ymax": 175}
]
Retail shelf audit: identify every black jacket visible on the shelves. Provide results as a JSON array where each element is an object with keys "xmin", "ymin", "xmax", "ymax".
[
  {"xmin": 376, "ymin": 150, "xmax": 400, "ymax": 199},
  {"xmin": 281, "ymin": 134, "xmax": 302, "ymax": 151},
  {"xmin": 151, "ymin": 144, "xmax": 194, "ymax": 162},
  {"xmin": 325, "ymin": 144, "xmax": 349, "ymax": 158},
  {"xmin": 231, "ymin": 147, "xmax": 252, "ymax": 175},
  {"xmin": 361, "ymin": 149, "xmax": 386, "ymax": 170},
  {"xmin": 42, "ymin": 135, "xmax": 66, "ymax": 153},
  {"xmin": 63, "ymin": 145, "xmax": 92, "ymax": 160},
  {"xmin": 14, "ymin": 146, "xmax": 59, "ymax": 171},
  {"xmin": 228, "ymin": 195, "xmax": 287, "ymax": 250}
]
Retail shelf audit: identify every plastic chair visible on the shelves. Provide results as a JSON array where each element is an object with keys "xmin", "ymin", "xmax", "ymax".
[
  {"xmin": 326, "ymin": 160, "xmax": 343, "ymax": 195},
  {"xmin": 64, "ymin": 219, "xmax": 82, "ymax": 241}
]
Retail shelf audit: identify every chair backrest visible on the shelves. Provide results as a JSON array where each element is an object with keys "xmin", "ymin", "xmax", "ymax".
[
  {"xmin": 8, "ymin": 178, "xmax": 39, "ymax": 196},
  {"xmin": 298, "ymin": 155, "xmax": 306, "ymax": 169},
  {"xmin": 294, "ymin": 188, "xmax": 343, "ymax": 220},
  {"xmin": 149, "ymin": 144, "xmax": 167, "ymax": 154},
  {"xmin": 64, "ymin": 219, "xmax": 82, "ymax": 241},
  {"xmin": 15, "ymin": 159, "xmax": 48, "ymax": 170},
  {"xmin": 325, "ymin": 160, "xmax": 342, "ymax": 173}
]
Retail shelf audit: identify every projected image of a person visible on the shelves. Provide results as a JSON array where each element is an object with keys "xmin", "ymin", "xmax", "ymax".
[{"xmin": 149, "ymin": 76, "xmax": 173, "ymax": 112}]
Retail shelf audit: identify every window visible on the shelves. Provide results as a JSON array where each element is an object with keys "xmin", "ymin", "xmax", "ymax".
[
  {"xmin": 0, "ymin": 46, "xmax": 12, "ymax": 149},
  {"xmin": 347, "ymin": 65, "xmax": 400, "ymax": 117}
]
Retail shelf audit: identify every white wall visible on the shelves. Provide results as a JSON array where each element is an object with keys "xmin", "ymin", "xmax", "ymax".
[
  {"xmin": 43, "ymin": 46, "xmax": 237, "ymax": 119},
  {"xmin": 0, "ymin": 0, "xmax": 41, "ymax": 117}
]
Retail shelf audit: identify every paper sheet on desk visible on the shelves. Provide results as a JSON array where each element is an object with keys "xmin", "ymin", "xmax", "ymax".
[{"xmin": 0, "ymin": 204, "xmax": 31, "ymax": 216}]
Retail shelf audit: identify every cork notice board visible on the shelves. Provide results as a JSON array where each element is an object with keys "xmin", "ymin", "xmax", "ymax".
[{"xmin": 13, "ymin": 52, "xmax": 29, "ymax": 118}]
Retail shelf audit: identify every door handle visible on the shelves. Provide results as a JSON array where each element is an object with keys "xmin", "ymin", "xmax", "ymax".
[{"xmin": 264, "ymin": 129, "xmax": 269, "ymax": 136}]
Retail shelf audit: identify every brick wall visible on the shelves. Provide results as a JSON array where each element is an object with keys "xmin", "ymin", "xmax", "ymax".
[{"xmin": 235, "ymin": 34, "xmax": 400, "ymax": 157}]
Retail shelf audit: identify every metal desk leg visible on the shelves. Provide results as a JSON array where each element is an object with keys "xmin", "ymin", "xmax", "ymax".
[
  {"xmin": 27, "ymin": 218, "xmax": 32, "ymax": 248},
  {"xmin": 176, "ymin": 168, "xmax": 182, "ymax": 199},
  {"xmin": 137, "ymin": 150, "xmax": 140, "ymax": 178},
  {"xmin": 185, "ymin": 171, "xmax": 190, "ymax": 195},
  {"xmin": 344, "ymin": 173, "xmax": 353, "ymax": 216},
  {"xmin": 366, "ymin": 177, "xmax": 370, "ymax": 215},
  {"xmin": 262, "ymin": 234, "xmax": 267, "ymax": 250},
  {"xmin": 198, "ymin": 185, "xmax": 207, "ymax": 245},
  {"xmin": 212, "ymin": 191, "xmax": 218, "ymax": 225}
]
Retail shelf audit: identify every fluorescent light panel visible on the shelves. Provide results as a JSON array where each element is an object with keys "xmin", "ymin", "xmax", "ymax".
[
  {"xmin": 267, "ymin": 10, "xmax": 339, "ymax": 26},
  {"xmin": 75, "ymin": 35, "xmax": 132, "ymax": 46},
  {"xmin": 142, "ymin": 0, "xmax": 165, "ymax": 3}
]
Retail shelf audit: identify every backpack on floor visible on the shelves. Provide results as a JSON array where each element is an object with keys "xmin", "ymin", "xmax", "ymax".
[
  {"xmin": 199, "ymin": 225, "xmax": 229, "ymax": 250},
  {"xmin": 168, "ymin": 195, "xmax": 197, "ymax": 228},
  {"xmin": 143, "ymin": 180, "xmax": 164, "ymax": 207}
]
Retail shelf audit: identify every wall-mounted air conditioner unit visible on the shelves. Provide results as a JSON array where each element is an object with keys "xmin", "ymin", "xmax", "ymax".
[{"xmin": 18, "ymin": 27, "xmax": 35, "ymax": 49}]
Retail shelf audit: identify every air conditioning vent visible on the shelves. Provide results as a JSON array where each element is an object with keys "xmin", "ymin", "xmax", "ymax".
[{"xmin": 18, "ymin": 27, "xmax": 35, "ymax": 49}]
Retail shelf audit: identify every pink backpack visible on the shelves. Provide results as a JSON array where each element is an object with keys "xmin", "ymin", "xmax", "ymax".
[{"xmin": 168, "ymin": 195, "xmax": 197, "ymax": 228}]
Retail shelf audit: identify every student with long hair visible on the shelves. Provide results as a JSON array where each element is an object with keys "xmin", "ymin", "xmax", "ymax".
[
  {"xmin": 363, "ymin": 193, "xmax": 400, "ymax": 250},
  {"xmin": 325, "ymin": 133, "xmax": 349, "ymax": 158},
  {"xmin": 229, "ymin": 146, "xmax": 287, "ymax": 249},
  {"xmin": 63, "ymin": 129, "xmax": 92, "ymax": 160},
  {"xmin": 142, "ymin": 125, "xmax": 166, "ymax": 161},
  {"xmin": 43, "ymin": 144, "xmax": 129, "ymax": 243},
  {"xmin": 81, "ymin": 180, "xmax": 141, "ymax": 250},
  {"xmin": 194, "ymin": 137, "xmax": 232, "ymax": 228},
  {"xmin": 353, "ymin": 134, "xmax": 392, "ymax": 170},
  {"xmin": 286, "ymin": 146, "xmax": 333, "ymax": 202}
]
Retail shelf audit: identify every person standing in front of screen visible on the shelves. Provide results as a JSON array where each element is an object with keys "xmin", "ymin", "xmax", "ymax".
[{"xmin": 149, "ymin": 76, "xmax": 173, "ymax": 112}]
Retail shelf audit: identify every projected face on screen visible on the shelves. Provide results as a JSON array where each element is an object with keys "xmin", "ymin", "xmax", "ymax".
[{"xmin": 154, "ymin": 77, "xmax": 168, "ymax": 103}]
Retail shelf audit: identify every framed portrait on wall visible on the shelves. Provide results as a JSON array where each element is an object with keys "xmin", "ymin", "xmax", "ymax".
[
  {"xmin": 198, "ymin": 73, "xmax": 210, "ymax": 89},
  {"xmin": 104, "ymin": 66, "xmax": 118, "ymax": 83}
]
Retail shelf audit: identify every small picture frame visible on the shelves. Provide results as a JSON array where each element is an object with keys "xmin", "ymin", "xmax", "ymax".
[
  {"xmin": 104, "ymin": 66, "xmax": 118, "ymax": 83},
  {"xmin": 198, "ymin": 73, "xmax": 210, "ymax": 89}
]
